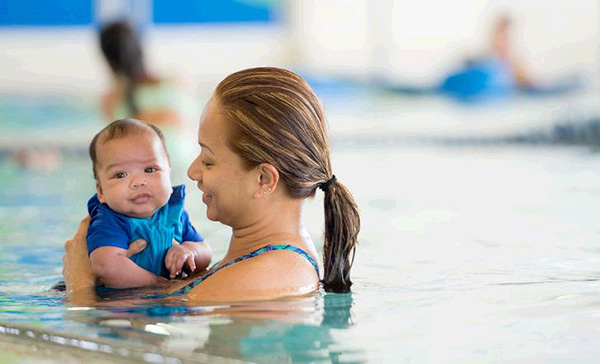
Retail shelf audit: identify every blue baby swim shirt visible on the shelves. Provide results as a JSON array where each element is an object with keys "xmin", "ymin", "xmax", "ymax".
[{"xmin": 86, "ymin": 184, "xmax": 203, "ymax": 278}]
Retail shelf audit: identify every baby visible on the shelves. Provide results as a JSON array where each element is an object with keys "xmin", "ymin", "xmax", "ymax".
[{"xmin": 87, "ymin": 118, "xmax": 211, "ymax": 288}]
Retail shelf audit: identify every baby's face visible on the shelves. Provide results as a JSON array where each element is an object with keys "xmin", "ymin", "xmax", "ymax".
[{"xmin": 95, "ymin": 132, "xmax": 172, "ymax": 218}]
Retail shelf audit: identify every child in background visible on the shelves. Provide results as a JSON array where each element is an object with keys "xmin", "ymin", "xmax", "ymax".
[{"xmin": 87, "ymin": 118, "xmax": 211, "ymax": 288}]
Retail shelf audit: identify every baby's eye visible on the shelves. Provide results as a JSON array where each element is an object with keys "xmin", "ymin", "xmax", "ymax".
[
  {"xmin": 145, "ymin": 167, "xmax": 157, "ymax": 173},
  {"xmin": 113, "ymin": 172, "xmax": 127, "ymax": 179}
]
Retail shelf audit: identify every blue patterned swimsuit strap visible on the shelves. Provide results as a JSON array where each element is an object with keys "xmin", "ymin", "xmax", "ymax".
[{"xmin": 174, "ymin": 244, "xmax": 319, "ymax": 295}]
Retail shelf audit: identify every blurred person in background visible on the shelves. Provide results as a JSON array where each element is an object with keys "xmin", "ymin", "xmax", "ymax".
[
  {"xmin": 99, "ymin": 21, "xmax": 199, "ymax": 174},
  {"xmin": 440, "ymin": 13, "xmax": 581, "ymax": 101},
  {"xmin": 378, "ymin": 13, "xmax": 582, "ymax": 102},
  {"xmin": 101, "ymin": 21, "xmax": 184, "ymax": 126},
  {"xmin": 488, "ymin": 14, "xmax": 530, "ymax": 88},
  {"xmin": 14, "ymin": 147, "xmax": 61, "ymax": 171}
]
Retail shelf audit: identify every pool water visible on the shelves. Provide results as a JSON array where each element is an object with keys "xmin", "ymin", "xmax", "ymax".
[{"xmin": 1, "ymin": 91, "xmax": 600, "ymax": 362}]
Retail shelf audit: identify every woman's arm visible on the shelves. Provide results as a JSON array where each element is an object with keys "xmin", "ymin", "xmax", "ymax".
[{"xmin": 100, "ymin": 84, "xmax": 121, "ymax": 120}]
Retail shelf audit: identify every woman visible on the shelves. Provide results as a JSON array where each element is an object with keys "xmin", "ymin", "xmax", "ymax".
[{"xmin": 63, "ymin": 67, "xmax": 360, "ymax": 302}]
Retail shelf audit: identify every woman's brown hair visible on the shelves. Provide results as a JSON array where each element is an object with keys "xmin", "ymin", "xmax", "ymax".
[{"xmin": 214, "ymin": 67, "xmax": 360, "ymax": 293}]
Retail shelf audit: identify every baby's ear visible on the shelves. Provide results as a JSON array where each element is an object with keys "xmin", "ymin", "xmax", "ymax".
[{"xmin": 96, "ymin": 182, "xmax": 105, "ymax": 203}]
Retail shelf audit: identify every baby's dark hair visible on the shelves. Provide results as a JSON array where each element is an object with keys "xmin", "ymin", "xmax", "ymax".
[{"xmin": 89, "ymin": 118, "xmax": 169, "ymax": 179}]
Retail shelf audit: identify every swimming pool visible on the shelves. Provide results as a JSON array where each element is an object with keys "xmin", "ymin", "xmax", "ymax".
[{"xmin": 1, "ymin": 90, "xmax": 599, "ymax": 362}]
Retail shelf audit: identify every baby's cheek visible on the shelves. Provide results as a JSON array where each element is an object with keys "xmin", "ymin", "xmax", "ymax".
[{"xmin": 158, "ymin": 185, "xmax": 172, "ymax": 205}]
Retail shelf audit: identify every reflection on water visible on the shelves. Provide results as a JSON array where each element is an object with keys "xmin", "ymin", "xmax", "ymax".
[
  {"xmin": 201, "ymin": 293, "xmax": 358, "ymax": 362},
  {"xmin": 0, "ymin": 288, "xmax": 360, "ymax": 362},
  {"xmin": 97, "ymin": 293, "xmax": 361, "ymax": 363}
]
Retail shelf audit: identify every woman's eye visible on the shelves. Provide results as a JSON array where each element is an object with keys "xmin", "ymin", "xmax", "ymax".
[
  {"xmin": 113, "ymin": 172, "xmax": 127, "ymax": 179},
  {"xmin": 145, "ymin": 167, "xmax": 157, "ymax": 173},
  {"xmin": 202, "ymin": 160, "xmax": 213, "ymax": 167}
]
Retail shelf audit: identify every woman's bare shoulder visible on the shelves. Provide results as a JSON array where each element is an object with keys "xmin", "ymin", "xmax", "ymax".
[{"xmin": 186, "ymin": 249, "xmax": 319, "ymax": 303}]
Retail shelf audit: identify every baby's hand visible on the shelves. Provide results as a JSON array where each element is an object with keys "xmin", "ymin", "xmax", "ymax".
[{"xmin": 165, "ymin": 240, "xmax": 196, "ymax": 278}]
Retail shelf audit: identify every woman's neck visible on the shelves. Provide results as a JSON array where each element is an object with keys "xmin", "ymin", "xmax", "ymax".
[{"xmin": 223, "ymin": 198, "xmax": 305, "ymax": 261}]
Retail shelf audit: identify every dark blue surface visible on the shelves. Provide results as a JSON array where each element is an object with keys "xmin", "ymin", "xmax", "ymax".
[
  {"xmin": 153, "ymin": 0, "xmax": 275, "ymax": 24},
  {"xmin": 0, "ymin": 0, "xmax": 276, "ymax": 26},
  {"xmin": 0, "ymin": 0, "xmax": 92, "ymax": 26}
]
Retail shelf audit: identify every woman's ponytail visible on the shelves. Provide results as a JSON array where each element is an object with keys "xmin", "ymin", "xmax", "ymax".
[{"xmin": 321, "ymin": 179, "xmax": 360, "ymax": 293}]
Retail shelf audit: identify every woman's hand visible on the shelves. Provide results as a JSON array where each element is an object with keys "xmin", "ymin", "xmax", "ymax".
[{"xmin": 63, "ymin": 216, "xmax": 95, "ymax": 293}]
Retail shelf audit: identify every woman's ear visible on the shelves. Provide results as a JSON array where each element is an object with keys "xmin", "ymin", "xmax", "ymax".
[{"xmin": 254, "ymin": 163, "xmax": 279, "ymax": 199}]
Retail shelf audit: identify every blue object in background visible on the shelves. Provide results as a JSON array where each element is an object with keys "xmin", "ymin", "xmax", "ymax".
[
  {"xmin": 0, "ymin": 0, "xmax": 92, "ymax": 26},
  {"xmin": 0, "ymin": 0, "xmax": 276, "ymax": 27},
  {"xmin": 439, "ymin": 57, "xmax": 517, "ymax": 101},
  {"xmin": 153, "ymin": 0, "xmax": 275, "ymax": 24}
]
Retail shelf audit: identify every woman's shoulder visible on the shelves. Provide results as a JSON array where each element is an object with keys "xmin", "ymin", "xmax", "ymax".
[{"xmin": 186, "ymin": 247, "xmax": 319, "ymax": 302}]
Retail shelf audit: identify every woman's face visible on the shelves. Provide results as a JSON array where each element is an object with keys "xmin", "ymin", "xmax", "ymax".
[{"xmin": 188, "ymin": 98, "xmax": 258, "ymax": 227}]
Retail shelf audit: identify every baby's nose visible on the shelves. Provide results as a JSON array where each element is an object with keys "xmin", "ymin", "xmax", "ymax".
[{"xmin": 131, "ymin": 177, "xmax": 148, "ymax": 189}]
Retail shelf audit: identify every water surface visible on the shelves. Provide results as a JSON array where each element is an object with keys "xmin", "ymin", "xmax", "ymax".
[{"xmin": 1, "ymin": 92, "xmax": 599, "ymax": 362}]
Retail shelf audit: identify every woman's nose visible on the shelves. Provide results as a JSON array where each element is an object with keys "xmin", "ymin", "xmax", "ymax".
[{"xmin": 187, "ymin": 157, "xmax": 202, "ymax": 182}]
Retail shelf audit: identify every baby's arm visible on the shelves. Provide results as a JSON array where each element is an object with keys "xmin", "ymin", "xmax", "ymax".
[
  {"xmin": 90, "ymin": 246, "xmax": 163, "ymax": 288},
  {"xmin": 166, "ymin": 208, "xmax": 212, "ymax": 278},
  {"xmin": 182, "ymin": 241, "xmax": 212, "ymax": 272},
  {"xmin": 165, "ymin": 241, "xmax": 212, "ymax": 278}
]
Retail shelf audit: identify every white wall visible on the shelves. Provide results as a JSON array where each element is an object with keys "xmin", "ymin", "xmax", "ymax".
[
  {"xmin": 0, "ymin": 24, "xmax": 287, "ymax": 97},
  {"xmin": 145, "ymin": 25, "xmax": 288, "ymax": 92},
  {"xmin": 291, "ymin": 0, "xmax": 600, "ymax": 86},
  {"xmin": 0, "ymin": 0, "xmax": 598, "ymax": 95},
  {"xmin": 0, "ymin": 28, "xmax": 105, "ymax": 95}
]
